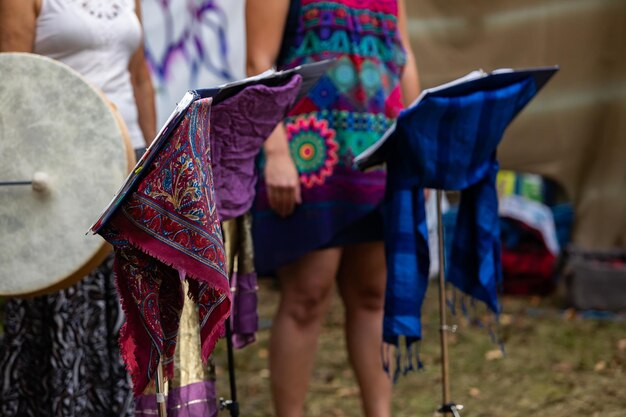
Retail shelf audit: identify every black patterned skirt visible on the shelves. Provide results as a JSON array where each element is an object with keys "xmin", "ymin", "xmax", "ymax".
[{"xmin": 0, "ymin": 256, "xmax": 134, "ymax": 417}]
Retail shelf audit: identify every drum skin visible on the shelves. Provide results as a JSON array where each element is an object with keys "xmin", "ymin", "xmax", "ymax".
[{"xmin": 0, "ymin": 52, "xmax": 135, "ymax": 297}]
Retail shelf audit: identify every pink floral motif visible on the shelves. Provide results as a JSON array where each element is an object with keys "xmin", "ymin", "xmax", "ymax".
[{"xmin": 287, "ymin": 116, "xmax": 339, "ymax": 188}]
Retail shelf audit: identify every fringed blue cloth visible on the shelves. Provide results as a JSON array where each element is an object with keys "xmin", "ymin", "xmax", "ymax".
[{"xmin": 380, "ymin": 73, "xmax": 550, "ymax": 360}]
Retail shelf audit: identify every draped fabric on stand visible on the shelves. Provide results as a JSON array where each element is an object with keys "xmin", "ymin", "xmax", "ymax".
[
  {"xmin": 98, "ymin": 75, "xmax": 303, "ymax": 401},
  {"xmin": 210, "ymin": 75, "xmax": 304, "ymax": 348},
  {"xmin": 133, "ymin": 218, "xmax": 259, "ymax": 417},
  {"xmin": 134, "ymin": 283, "xmax": 219, "ymax": 417},
  {"xmin": 209, "ymin": 78, "xmax": 303, "ymax": 221},
  {"xmin": 381, "ymin": 76, "xmax": 542, "ymax": 364},
  {"xmin": 223, "ymin": 214, "xmax": 259, "ymax": 349},
  {"xmin": 134, "ymin": 214, "xmax": 259, "ymax": 417},
  {"xmin": 100, "ymin": 97, "xmax": 230, "ymax": 395}
]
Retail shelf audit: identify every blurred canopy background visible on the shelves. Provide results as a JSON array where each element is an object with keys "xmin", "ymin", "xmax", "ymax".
[{"xmin": 405, "ymin": 0, "xmax": 626, "ymax": 251}]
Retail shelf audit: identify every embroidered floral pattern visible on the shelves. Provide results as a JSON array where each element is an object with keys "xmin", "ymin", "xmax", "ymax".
[{"xmin": 69, "ymin": 0, "xmax": 127, "ymax": 19}]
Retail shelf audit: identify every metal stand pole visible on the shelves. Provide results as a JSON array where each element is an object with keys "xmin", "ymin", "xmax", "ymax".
[
  {"xmin": 435, "ymin": 190, "xmax": 463, "ymax": 417},
  {"xmin": 220, "ymin": 317, "xmax": 240, "ymax": 417},
  {"xmin": 0, "ymin": 180, "xmax": 32, "ymax": 186},
  {"xmin": 155, "ymin": 357, "xmax": 168, "ymax": 417},
  {"xmin": 218, "ymin": 225, "xmax": 239, "ymax": 417}
]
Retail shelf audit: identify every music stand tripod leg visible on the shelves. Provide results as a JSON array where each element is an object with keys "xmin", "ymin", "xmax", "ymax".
[
  {"xmin": 218, "ymin": 225, "xmax": 240, "ymax": 417},
  {"xmin": 222, "ymin": 317, "xmax": 240, "ymax": 417}
]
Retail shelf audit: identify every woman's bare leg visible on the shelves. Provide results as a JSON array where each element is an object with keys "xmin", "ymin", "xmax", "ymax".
[
  {"xmin": 337, "ymin": 241, "xmax": 391, "ymax": 417},
  {"xmin": 270, "ymin": 247, "xmax": 343, "ymax": 417}
]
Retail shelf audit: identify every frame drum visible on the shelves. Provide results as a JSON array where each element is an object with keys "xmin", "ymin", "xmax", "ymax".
[{"xmin": 0, "ymin": 53, "xmax": 135, "ymax": 296}]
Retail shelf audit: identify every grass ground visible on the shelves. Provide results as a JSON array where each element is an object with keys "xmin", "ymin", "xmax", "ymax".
[
  {"xmin": 214, "ymin": 279, "xmax": 626, "ymax": 417},
  {"xmin": 0, "ymin": 280, "xmax": 623, "ymax": 417}
]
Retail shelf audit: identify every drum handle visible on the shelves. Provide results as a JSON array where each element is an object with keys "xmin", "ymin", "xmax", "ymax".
[{"xmin": 0, "ymin": 172, "xmax": 50, "ymax": 192}]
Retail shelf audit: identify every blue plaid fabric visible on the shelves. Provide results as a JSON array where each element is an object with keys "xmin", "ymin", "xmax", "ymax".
[{"xmin": 383, "ymin": 77, "xmax": 538, "ymax": 348}]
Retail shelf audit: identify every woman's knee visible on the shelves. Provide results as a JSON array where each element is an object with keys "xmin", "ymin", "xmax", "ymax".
[
  {"xmin": 338, "ymin": 242, "xmax": 387, "ymax": 312},
  {"xmin": 277, "ymin": 248, "xmax": 341, "ymax": 326},
  {"xmin": 280, "ymin": 279, "xmax": 334, "ymax": 327},
  {"xmin": 342, "ymin": 283, "xmax": 385, "ymax": 312}
]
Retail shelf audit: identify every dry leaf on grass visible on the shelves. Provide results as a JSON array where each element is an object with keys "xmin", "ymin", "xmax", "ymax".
[
  {"xmin": 337, "ymin": 387, "xmax": 359, "ymax": 397},
  {"xmin": 499, "ymin": 313, "xmax": 513, "ymax": 326},
  {"xmin": 552, "ymin": 362, "xmax": 573, "ymax": 373},
  {"xmin": 485, "ymin": 349, "xmax": 504, "ymax": 360},
  {"xmin": 330, "ymin": 409, "xmax": 347, "ymax": 417},
  {"xmin": 469, "ymin": 387, "xmax": 481, "ymax": 398},
  {"xmin": 564, "ymin": 308, "xmax": 577, "ymax": 320},
  {"xmin": 594, "ymin": 361, "xmax": 606, "ymax": 372}
]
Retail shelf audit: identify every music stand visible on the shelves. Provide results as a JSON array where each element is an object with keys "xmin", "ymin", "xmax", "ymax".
[{"xmin": 355, "ymin": 66, "xmax": 559, "ymax": 416}]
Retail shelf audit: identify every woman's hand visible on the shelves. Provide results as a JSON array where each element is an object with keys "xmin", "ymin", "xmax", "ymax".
[{"xmin": 264, "ymin": 149, "xmax": 302, "ymax": 218}]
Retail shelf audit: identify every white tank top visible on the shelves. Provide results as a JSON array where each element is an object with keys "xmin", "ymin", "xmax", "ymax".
[{"xmin": 35, "ymin": 0, "xmax": 146, "ymax": 148}]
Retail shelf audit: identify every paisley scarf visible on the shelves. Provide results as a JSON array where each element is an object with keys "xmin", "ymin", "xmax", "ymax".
[{"xmin": 100, "ymin": 98, "xmax": 229, "ymax": 395}]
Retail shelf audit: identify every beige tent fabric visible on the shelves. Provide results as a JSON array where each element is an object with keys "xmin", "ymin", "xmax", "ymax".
[{"xmin": 406, "ymin": 0, "xmax": 626, "ymax": 250}]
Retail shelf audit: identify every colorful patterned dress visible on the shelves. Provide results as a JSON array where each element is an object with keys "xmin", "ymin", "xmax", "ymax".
[{"xmin": 252, "ymin": 0, "xmax": 407, "ymax": 273}]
